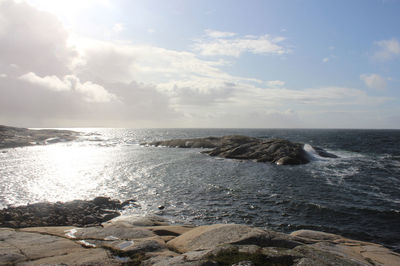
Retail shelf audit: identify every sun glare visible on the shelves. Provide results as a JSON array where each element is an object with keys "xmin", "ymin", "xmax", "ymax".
[{"xmin": 26, "ymin": 0, "xmax": 111, "ymax": 19}]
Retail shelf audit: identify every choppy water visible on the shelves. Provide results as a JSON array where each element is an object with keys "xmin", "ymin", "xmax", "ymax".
[{"xmin": 1, "ymin": 128, "xmax": 400, "ymax": 251}]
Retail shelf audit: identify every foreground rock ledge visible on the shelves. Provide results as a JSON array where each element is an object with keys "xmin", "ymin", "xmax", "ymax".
[
  {"xmin": 145, "ymin": 135, "xmax": 338, "ymax": 165},
  {"xmin": 1, "ymin": 216, "xmax": 399, "ymax": 265}
]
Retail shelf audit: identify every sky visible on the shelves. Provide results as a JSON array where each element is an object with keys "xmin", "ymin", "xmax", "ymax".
[{"xmin": 0, "ymin": 0, "xmax": 400, "ymax": 128}]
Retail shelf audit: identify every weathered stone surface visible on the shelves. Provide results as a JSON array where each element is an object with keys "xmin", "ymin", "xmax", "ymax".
[
  {"xmin": 72, "ymin": 224, "xmax": 155, "ymax": 240},
  {"xmin": 0, "ymin": 125, "xmax": 78, "ymax": 149},
  {"xmin": 146, "ymin": 135, "xmax": 337, "ymax": 165},
  {"xmin": 17, "ymin": 248, "xmax": 118, "ymax": 266},
  {"xmin": 103, "ymin": 215, "xmax": 170, "ymax": 228},
  {"xmin": 291, "ymin": 229, "xmax": 342, "ymax": 242},
  {"xmin": 293, "ymin": 245, "xmax": 361, "ymax": 265},
  {"xmin": 291, "ymin": 229, "xmax": 400, "ymax": 266},
  {"xmin": 145, "ymin": 225, "xmax": 195, "ymax": 237},
  {"xmin": 3, "ymin": 230, "xmax": 81, "ymax": 260},
  {"xmin": 104, "ymin": 236, "xmax": 167, "ymax": 256},
  {"xmin": 0, "ymin": 224, "xmax": 399, "ymax": 266},
  {"xmin": 19, "ymin": 226, "xmax": 77, "ymax": 238},
  {"xmin": 167, "ymin": 224, "xmax": 300, "ymax": 253},
  {"xmin": 144, "ymin": 249, "xmax": 218, "ymax": 266}
]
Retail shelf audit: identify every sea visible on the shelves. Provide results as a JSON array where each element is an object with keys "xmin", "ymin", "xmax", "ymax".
[{"xmin": 1, "ymin": 128, "xmax": 399, "ymax": 252}]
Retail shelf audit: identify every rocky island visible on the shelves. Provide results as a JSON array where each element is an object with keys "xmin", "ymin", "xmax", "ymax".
[
  {"xmin": 0, "ymin": 125, "xmax": 78, "ymax": 149},
  {"xmin": 146, "ymin": 135, "xmax": 338, "ymax": 165},
  {"xmin": 0, "ymin": 198, "xmax": 399, "ymax": 265}
]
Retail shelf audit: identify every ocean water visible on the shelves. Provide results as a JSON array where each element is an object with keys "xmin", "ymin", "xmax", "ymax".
[{"xmin": 1, "ymin": 128, "xmax": 400, "ymax": 251}]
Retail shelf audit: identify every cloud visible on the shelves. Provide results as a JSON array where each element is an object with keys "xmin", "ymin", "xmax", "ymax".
[
  {"xmin": 322, "ymin": 57, "xmax": 330, "ymax": 63},
  {"xmin": 205, "ymin": 29, "xmax": 236, "ymax": 38},
  {"xmin": 266, "ymin": 80, "xmax": 285, "ymax": 87},
  {"xmin": 0, "ymin": 73, "xmax": 6, "ymax": 78},
  {"xmin": 194, "ymin": 31, "xmax": 289, "ymax": 57},
  {"xmin": 0, "ymin": 0, "xmax": 76, "ymax": 76},
  {"xmin": 374, "ymin": 39, "xmax": 400, "ymax": 61},
  {"xmin": 360, "ymin": 73, "xmax": 387, "ymax": 90},
  {"xmin": 19, "ymin": 72, "xmax": 117, "ymax": 102},
  {"xmin": 112, "ymin": 23, "xmax": 124, "ymax": 33},
  {"xmin": 0, "ymin": 0, "xmax": 396, "ymax": 128}
]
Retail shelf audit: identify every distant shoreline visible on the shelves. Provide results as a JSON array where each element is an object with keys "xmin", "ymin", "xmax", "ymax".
[{"xmin": 0, "ymin": 125, "xmax": 78, "ymax": 149}]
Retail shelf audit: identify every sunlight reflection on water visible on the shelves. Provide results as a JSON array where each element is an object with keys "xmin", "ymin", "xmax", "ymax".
[{"xmin": 1, "ymin": 142, "xmax": 121, "ymax": 207}]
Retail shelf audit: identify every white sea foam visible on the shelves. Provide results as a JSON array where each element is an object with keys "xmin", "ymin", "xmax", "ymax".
[{"xmin": 303, "ymin": 144, "xmax": 319, "ymax": 160}]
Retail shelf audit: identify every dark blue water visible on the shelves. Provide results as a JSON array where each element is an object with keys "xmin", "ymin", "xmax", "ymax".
[{"xmin": 1, "ymin": 129, "xmax": 399, "ymax": 251}]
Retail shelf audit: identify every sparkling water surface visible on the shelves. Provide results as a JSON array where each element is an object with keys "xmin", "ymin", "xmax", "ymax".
[{"xmin": 1, "ymin": 128, "xmax": 399, "ymax": 251}]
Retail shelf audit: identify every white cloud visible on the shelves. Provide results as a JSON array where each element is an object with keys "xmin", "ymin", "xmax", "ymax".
[
  {"xmin": 194, "ymin": 31, "xmax": 289, "ymax": 57},
  {"xmin": 205, "ymin": 29, "xmax": 236, "ymax": 38},
  {"xmin": 374, "ymin": 39, "xmax": 400, "ymax": 61},
  {"xmin": 266, "ymin": 80, "xmax": 285, "ymax": 87},
  {"xmin": 0, "ymin": 0, "xmax": 76, "ymax": 76},
  {"xmin": 360, "ymin": 73, "xmax": 387, "ymax": 90},
  {"xmin": 112, "ymin": 23, "xmax": 124, "ymax": 33},
  {"xmin": 19, "ymin": 72, "xmax": 116, "ymax": 102},
  {"xmin": 0, "ymin": 0, "xmax": 396, "ymax": 128},
  {"xmin": 322, "ymin": 57, "xmax": 330, "ymax": 63},
  {"xmin": 0, "ymin": 73, "xmax": 7, "ymax": 78}
]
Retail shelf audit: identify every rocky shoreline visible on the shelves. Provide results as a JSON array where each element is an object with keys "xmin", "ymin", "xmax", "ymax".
[
  {"xmin": 145, "ymin": 135, "xmax": 338, "ymax": 165},
  {"xmin": 0, "ymin": 125, "xmax": 78, "ymax": 149},
  {"xmin": 1, "ymin": 198, "xmax": 399, "ymax": 265},
  {"xmin": 0, "ymin": 197, "xmax": 136, "ymax": 228}
]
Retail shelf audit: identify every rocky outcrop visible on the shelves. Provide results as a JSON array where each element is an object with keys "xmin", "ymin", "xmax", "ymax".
[
  {"xmin": 0, "ymin": 125, "xmax": 78, "ymax": 149},
  {"xmin": 0, "ymin": 197, "xmax": 137, "ymax": 228},
  {"xmin": 2, "ymin": 217, "xmax": 398, "ymax": 265},
  {"xmin": 146, "ymin": 135, "xmax": 338, "ymax": 165}
]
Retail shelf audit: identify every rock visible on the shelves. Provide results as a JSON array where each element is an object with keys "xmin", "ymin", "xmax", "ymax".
[
  {"xmin": 167, "ymin": 224, "xmax": 300, "ymax": 253},
  {"xmin": 0, "ymin": 197, "xmax": 130, "ymax": 228},
  {"xmin": 0, "ymin": 125, "xmax": 78, "ymax": 149},
  {"xmin": 145, "ymin": 135, "xmax": 338, "ymax": 165},
  {"xmin": 291, "ymin": 229, "xmax": 400, "ymax": 266},
  {"xmin": 104, "ymin": 237, "xmax": 167, "ymax": 256},
  {"xmin": 0, "ymin": 224, "xmax": 399, "ymax": 266},
  {"xmin": 17, "ymin": 248, "xmax": 118, "ymax": 266},
  {"xmin": 103, "ymin": 215, "xmax": 170, "ymax": 227},
  {"xmin": 0, "ymin": 228, "xmax": 120, "ymax": 265},
  {"xmin": 19, "ymin": 226, "xmax": 78, "ymax": 238},
  {"xmin": 145, "ymin": 225, "xmax": 195, "ymax": 237},
  {"xmin": 72, "ymin": 225, "xmax": 156, "ymax": 240}
]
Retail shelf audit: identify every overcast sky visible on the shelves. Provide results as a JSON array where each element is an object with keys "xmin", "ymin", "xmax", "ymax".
[{"xmin": 1, "ymin": 0, "xmax": 400, "ymax": 128}]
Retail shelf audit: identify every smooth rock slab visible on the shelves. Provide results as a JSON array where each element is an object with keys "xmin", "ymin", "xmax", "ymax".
[
  {"xmin": 72, "ymin": 224, "xmax": 155, "ymax": 240},
  {"xmin": 167, "ymin": 224, "xmax": 300, "ymax": 253},
  {"xmin": 103, "ymin": 215, "xmax": 170, "ymax": 228},
  {"xmin": 104, "ymin": 237, "xmax": 167, "ymax": 256},
  {"xmin": 19, "ymin": 226, "xmax": 77, "ymax": 238},
  {"xmin": 17, "ymin": 248, "xmax": 118, "ymax": 266},
  {"xmin": 145, "ymin": 225, "xmax": 195, "ymax": 237},
  {"xmin": 0, "ymin": 228, "xmax": 120, "ymax": 265},
  {"xmin": 291, "ymin": 230, "xmax": 400, "ymax": 266}
]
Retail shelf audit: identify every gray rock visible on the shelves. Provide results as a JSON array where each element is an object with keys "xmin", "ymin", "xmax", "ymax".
[
  {"xmin": 167, "ymin": 224, "xmax": 301, "ymax": 253},
  {"xmin": 0, "ymin": 228, "xmax": 120, "ymax": 265},
  {"xmin": 0, "ymin": 125, "xmax": 78, "ymax": 149},
  {"xmin": 72, "ymin": 225, "xmax": 155, "ymax": 240},
  {"xmin": 103, "ymin": 215, "xmax": 170, "ymax": 227},
  {"xmin": 0, "ymin": 197, "xmax": 125, "ymax": 228},
  {"xmin": 104, "ymin": 237, "xmax": 167, "ymax": 256},
  {"xmin": 145, "ymin": 135, "xmax": 337, "ymax": 165}
]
